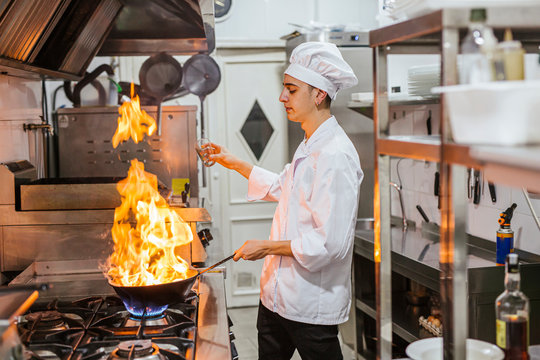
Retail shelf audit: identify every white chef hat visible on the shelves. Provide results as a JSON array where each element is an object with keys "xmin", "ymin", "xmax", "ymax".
[{"xmin": 285, "ymin": 42, "xmax": 358, "ymax": 100}]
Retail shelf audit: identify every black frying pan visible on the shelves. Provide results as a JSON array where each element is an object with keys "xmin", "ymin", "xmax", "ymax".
[
  {"xmin": 109, "ymin": 254, "xmax": 234, "ymax": 314},
  {"xmin": 139, "ymin": 52, "xmax": 183, "ymax": 136}
]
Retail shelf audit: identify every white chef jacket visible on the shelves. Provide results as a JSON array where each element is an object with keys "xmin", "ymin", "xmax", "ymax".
[{"xmin": 247, "ymin": 116, "xmax": 363, "ymax": 325}]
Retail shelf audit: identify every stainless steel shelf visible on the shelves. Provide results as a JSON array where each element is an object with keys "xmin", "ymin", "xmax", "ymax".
[
  {"xmin": 376, "ymin": 138, "xmax": 540, "ymax": 192},
  {"xmin": 469, "ymin": 145, "xmax": 540, "ymax": 193},
  {"xmin": 443, "ymin": 143, "xmax": 482, "ymax": 169},
  {"xmin": 348, "ymin": 98, "xmax": 439, "ymax": 119},
  {"xmin": 356, "ymin": 298, "xmax": 377, "ymax": 319},
  {"xmin": 445, "ymin": 143, "xmax": 540, "ymax": 193},
  {"xmin": 370, "ymin": 8, "xmax": 540, "ymax": 52},
  {"xmin": 378, "ymin": 135, "xmax": 441, "ymax": 162},
  {"xmin": 369, "ymin": 7, "xmax": 540, "ymax": 358},
  {"xmin": 356, "ymin": 295, "xmax": 429, "ymax": 344}
]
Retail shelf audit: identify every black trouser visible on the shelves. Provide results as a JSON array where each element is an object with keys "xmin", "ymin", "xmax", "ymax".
[{"xmin": 257, "ymin": 302, "xmax": 343, "ymax": 360}]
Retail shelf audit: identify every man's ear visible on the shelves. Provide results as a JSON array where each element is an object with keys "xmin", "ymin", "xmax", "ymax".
[{"xmin": 316, "ymin": 89, "xmax": 328, "ymax": 104}]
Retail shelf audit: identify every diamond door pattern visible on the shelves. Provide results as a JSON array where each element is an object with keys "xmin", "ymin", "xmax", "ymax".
[{"xmin": 240, "ymin": 100, "xmax": 274, "ymax": 160}]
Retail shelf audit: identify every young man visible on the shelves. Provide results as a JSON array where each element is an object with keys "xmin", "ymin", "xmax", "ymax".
[{"xmin": 208, "ymin": 42, "xmax": 363, "ymax": 360}]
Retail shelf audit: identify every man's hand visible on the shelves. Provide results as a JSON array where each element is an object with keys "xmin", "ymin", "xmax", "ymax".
[
  {"xmin": 234, "ymin": 240, "xmax": 269, "ymax": 261},
  {"xmin": 207, "ymin": 142, "xmax": 236, "ymax": 169},
  {"xmin": 208, "ymin": 142, "xmax": 253, "ymax": 179},
  {"xmin": 233, "ymin": 240, "xmax": 293, "ymax": 261}
]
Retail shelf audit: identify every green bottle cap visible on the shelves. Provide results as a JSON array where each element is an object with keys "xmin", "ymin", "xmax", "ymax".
[{"xmin": 470, "ymin": 8, "xmax": 487, "ymax": 22}]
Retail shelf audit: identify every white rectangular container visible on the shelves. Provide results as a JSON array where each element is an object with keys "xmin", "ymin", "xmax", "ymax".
[{"xmin": 432, "ymin": 81, "xmax": 540, "ymax": 145}]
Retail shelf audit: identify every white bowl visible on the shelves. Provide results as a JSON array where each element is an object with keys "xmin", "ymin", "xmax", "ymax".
[
  {"xmin": 432, "ymin": 80, "xmax": 540, "ymax": 145},
  {"xmin": 406, "ymin": 338, "xmax": 504, "ymax": 360}
]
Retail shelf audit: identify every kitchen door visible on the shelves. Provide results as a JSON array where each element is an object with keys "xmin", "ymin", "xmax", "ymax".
[{"xmin": 207, "ymin": 48, "xmax": 288, "ymax": 307}]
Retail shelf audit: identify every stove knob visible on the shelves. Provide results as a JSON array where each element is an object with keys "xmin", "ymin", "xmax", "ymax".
[{"xmin": 197, "ymin": 228, "xmax": 214, "ymax": 248}]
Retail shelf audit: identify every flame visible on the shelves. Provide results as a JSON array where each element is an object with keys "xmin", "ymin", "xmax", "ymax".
[
  {"xmin": 112, "ymin": 83, "xmax": 157, "ymax": 148},
  {"xmin": 107, "ymin": 159, "xmax": 194, "ymax": 286}
]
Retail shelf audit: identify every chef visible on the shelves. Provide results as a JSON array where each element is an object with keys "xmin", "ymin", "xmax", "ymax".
[{"xmin": 208, "ymin": 42, "xmax": 363, "ymax": 360}]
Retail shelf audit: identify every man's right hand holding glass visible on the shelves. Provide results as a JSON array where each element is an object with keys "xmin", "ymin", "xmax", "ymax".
[{"xmin": 207, "ymin": 142, "xmax": 253, "ymax": 179}]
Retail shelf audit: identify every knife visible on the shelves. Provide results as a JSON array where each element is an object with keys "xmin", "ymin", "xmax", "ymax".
[
  {"xmin": 416, "ymin": 205, "xmax": 430, "ymax": 223},
  {"xmin": 426, "ymin": 110, "xmax": 432, "ymax": 136},
  {"xmin": 473, "ymin": 170, "xmax": 481, "ymax": 205},
  {"xmin": 488, "ymin": 182, "xmax": 497, "ymax": 203},
  {"xmin": 468, "ymin": 168, "xmax": 474, "ymax": 199},
  {"xmin": 434, "ymin": 171, "xmax": 440, "ymax": 209}
]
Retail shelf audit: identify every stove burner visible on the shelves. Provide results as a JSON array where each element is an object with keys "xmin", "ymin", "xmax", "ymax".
[
  {"xmin": 109, "ymin": 340, "xmax": 165, "ymax": 360},
  {"xmin": 25, "ymin": 310, "xmax": 68, "ymax": 330},
  {"xmin": 19, "ymin": 295, "xmax": 198, "ymax": 360},
  {"xmin": 125, "ymin": 315, "xmax": 168, "ymax": 328},
  {"xmin": 124, "ymin": 304, "xmax": 169, "ymax": 318}
]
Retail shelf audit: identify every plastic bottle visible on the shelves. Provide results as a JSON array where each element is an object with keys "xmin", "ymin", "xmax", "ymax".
[
  {"xmin": 497, "ymin": 29, "xmax": 525, "ymax": 81},
  {"xmin": 459, "ymin": 8, "xmax": 498, "ymax": 84}
]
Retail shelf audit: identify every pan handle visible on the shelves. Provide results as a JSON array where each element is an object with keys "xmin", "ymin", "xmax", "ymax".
[
  {"xmin": 0, "ymin": 283, "xmax": 50, "ymax": 293},
  {"xmin": 198, "ymin": 254, "xmax": 235, "ymax": 275}
]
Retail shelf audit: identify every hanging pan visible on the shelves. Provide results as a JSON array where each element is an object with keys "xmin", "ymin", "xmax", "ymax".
[
  {"xmin": 182, "ymin": 54, "xmax": 221, "ymax": 138},
  {"xmin": 109, "ymin": 254, "xmax": 234, "ymax": 315},
  {"xmin": 139, "ymin": 52, "xmax": 183, "ymax": 135}
]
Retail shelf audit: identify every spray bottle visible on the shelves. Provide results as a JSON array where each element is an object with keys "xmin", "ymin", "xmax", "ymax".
[{"xmin": 496, "ymin": 203, "xmax": 517, "ymax": 266}]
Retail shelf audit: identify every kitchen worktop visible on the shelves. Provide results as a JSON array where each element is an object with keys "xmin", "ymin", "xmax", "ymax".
[
  {"xmin": 354, "ymin": 224, "xmax": 540, "ymax": 292},
  {"xmin": 356, "ymin": 226, "xmax": 493, "ymax": 270},
  {"xmin": 354, "ymin": 223, "xmax": 540, "ymax": 348}
]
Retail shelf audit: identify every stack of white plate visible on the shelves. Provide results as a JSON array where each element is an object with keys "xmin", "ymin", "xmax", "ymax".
[
  {"xmin": 383, "ymin": 0, "xmax": 425, "ymax": 20},
  {"xmin": 408, "ymin": 64, "xmax": 440, "ymax": 98}
]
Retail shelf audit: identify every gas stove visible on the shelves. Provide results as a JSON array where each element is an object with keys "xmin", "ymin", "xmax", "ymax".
[
  {"xmin": 19, "ymin": 294, "xmax": 197, "ymax": 360},
  {"xmin": 7, "ymin": 261, "xmax": 233, "ymax": 360}
]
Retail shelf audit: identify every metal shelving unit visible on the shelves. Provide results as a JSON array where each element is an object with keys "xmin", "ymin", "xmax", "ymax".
[{"xmin": 370, "ymin": 7, "xmax": 540, "ymax": 359}]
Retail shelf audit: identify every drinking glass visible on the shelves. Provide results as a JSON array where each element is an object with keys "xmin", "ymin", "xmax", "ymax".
[{"xmin": 195, "ymin": 138, "xmax": 216, "ymax": 167}]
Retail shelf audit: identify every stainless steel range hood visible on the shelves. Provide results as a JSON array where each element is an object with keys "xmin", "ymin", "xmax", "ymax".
[
  {"xmin": 0, "ymin": 0, "xmax": 123, "ymax": 80},
  {"xmin": 98, "ymin": 0, "xmax": 215, "ymax": 56},
  {"xmin": 0, "ymin": 0, "xmax": 214, "ymax": 80}
]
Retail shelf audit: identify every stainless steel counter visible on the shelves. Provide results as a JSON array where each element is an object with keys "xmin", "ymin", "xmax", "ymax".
[
  {"xmin": 356, "ymin": 227, "xmax": 492, "ymax": 269},
  {"xmin": 196, "ymin": 271, "xmax": 232, "ymax": 360},
  {"xmin": 354, "ymin": 226, "xmax": 540, "ymax": 344}
]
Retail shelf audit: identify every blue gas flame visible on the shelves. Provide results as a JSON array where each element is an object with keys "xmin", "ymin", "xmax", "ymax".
[{"xmin": 124, "ymin": 303, "xmax": 169, "ymax": 318}]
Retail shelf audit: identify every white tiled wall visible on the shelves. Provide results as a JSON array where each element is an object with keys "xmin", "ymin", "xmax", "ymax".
[{"xmin": 388, "ymin": 104, "xmax": 540, "ymax": 255}]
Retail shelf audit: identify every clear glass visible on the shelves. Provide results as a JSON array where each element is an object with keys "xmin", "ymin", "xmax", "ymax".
[{"xmin": 195, "ymin": 138, "xmax": 216, "ymax": 167}]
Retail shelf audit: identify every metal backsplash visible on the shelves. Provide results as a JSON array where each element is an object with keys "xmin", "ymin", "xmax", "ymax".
[{"xmin": 55, "ymin": 105, "xmax": 199, "ymax": 199}]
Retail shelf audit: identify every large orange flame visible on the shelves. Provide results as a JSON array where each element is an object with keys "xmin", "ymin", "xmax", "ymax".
[
  {"xmin": 107, "ymin": 159, "xmax": 193, "ymax": 286},
  {"xmin": 112, "ymin": 83, "xmax": 157, "ymax": 148}
]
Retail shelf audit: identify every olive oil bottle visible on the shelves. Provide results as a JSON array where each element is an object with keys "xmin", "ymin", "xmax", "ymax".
[{"xmin": 496, "ymin": 253, "xmax": 529, "ymax": 359}]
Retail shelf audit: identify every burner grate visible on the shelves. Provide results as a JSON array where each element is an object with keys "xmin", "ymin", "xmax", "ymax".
[{"xmin": 18, "ymin": 294, "xmax": 198, "ymax": 360}]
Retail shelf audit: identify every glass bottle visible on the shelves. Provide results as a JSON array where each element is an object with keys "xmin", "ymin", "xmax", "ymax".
[
  {"xmin": 495, "ymin": 253, "xmax": 529, "ymax": 360},
  {"xmin": 459, "ymin": 8, "xmax": 498, "ymax": 84}
]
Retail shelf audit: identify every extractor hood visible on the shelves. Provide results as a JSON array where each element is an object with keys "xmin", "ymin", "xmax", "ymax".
[
  {"xmin": 0, "ymin": 0, "xmax": 214, "ymax": 81},
  {"xmin": 98, "ymin": 0, "xmax": 215, "ymax": 56},
  {"xmin": 0, "ymin": 0, "xmax": 123, "ymax": 80}
]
